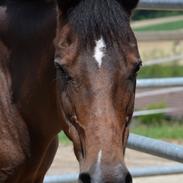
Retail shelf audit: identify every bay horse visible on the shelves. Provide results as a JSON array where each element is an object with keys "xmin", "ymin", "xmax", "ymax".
[
  {"xmin": 0, "ymin": 1, "xmax": 60, "ymax": 182},
  {"xmin": 0, "ymin": 0, "xmax": 141, "ymax": 183},
  {"xmin": 56, "ymin": 0, "xmax": 141, "ymax": 182}
]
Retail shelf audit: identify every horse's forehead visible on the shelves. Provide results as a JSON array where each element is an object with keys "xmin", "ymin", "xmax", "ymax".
[{"xmin": 93, "ymin": 37, "xmax": 106, "ymax": 69}]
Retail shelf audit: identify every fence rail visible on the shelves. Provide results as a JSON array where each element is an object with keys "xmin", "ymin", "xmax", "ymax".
[
  {"xmin": 135, "ymin": 31, "xmax": 183, "ymax": 42},
  {"xmin": 128, "ymin": 134, "xmax": 183, "ymax": 163},
  {"xmin": 45, "ymin": 165, "xmax": 183, "ymax": 183},
  {"xmin": 143, "ymin": 54, "xmax": 183, "ymax": 66},
  {"xmin": 137, "ymin": 77, "xmax": 183, "ymax": 88},
  {"xmin": 138, "ymin": 0, "xmax": 183, "ymax": 10},
  {"xmin": 133, "ymin": 108, "xmax": 176, "ymax": 117},
  {"xmin": 44, "ymin": 134, "xmax": 183, "ymax": 183},
  {"xmin": 136, "ymin": 87, "xmax": 183, "ymax": 98}
]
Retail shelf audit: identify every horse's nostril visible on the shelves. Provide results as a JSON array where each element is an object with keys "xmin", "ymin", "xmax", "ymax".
[
  {"xmin": 79, "ymin": 173, "xmax": 91, "ymax": 183},
  {"xmin": 125, "ymin": 172, "xmax": 132, "ymax": 183}
]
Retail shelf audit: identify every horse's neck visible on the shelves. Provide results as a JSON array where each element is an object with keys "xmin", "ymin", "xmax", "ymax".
[
  {"xmin": 5, "ymin": 2, "xmax": 57, "ymax": 103},
  {"xmin": 0, "ymin": 2, "xmax": 60, "ymax": 134},
  {"xmin": 10, "ymin": 46, "xmax": 54, "ymax": 100}
]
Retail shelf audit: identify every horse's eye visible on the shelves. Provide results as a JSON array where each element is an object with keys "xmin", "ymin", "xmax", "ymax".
[
  {"xmin": 133, "ymin": 59, "xmax": 142, "ymax": 73},
  {"xmin": 55, "ymin": 62, "xmax": 72, "ymax": 82}
]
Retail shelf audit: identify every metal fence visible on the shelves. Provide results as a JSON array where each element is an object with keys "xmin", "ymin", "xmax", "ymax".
[
  {"xmin": 143, "ymin": 54, "xmax": 183, "ymax": 66},
  {"xmin": 45, "ymin": 164, "xmax": 183, "ymax": 183},
  {"xmin": 44, "ymin": 0, "xmax": 183, "ymax": 182},
  {"xmin": 138, "ymin": 0, "xmax": 183, "ymax": 10},
  {"xmin": 137, "ymin": 77, "xmax": 183, "ymax": 87}
]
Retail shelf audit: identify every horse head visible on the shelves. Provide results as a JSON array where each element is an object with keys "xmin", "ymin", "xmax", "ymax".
[{"xmin": 56, "ymin": 0, "xmax": 141, "ymax": 182}]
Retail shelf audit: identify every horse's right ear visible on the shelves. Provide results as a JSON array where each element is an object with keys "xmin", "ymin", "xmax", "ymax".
[
  {"xmin": 57, "ymin": 0, "xmax": 80, "ymax": 16},
  {"xmin": 117, "ymin": 0, "xmax": 139, "ymax": 15},
  {"xmin": 55, "ymin": 25, "xmax": 79, "ymax": 66}
]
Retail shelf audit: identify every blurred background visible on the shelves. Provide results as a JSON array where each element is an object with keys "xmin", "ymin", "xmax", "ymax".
[{"xmin": 131, "ymin": 10, "xmax": 183, "ymax": 140}]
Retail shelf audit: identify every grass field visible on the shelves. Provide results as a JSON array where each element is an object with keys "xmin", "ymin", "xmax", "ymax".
[
  {"xmin": 59, "ymin": 132, "xmax": 71, "ymax": 144},
  {"xmin": 131, "ymin": 123, "xmax": 183, "ymax": 140},
  {"xmin": 138, "ymin": 64, "xmax": 183, "ymax": 78},
  {"xmin": 134, "ymin": 20, "xmax": 183, "ymax": 32}
]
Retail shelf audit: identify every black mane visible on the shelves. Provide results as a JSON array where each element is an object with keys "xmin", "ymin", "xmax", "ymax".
[{"xmin": 67, "ymin": 0, "xmax": 131, "ymax": 48}]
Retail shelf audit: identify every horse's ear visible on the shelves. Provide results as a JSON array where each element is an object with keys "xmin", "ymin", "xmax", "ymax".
[
  {"xmin": 55, "ymin": 25, "xmax": 79, "ymax": 66},
  {"xmin": 118, "ymin": 0, "xmax": 139, "ymax": 15},
  {"xmin": 57, "ymin": 0, "xmax": 80, "ymax": 17}
]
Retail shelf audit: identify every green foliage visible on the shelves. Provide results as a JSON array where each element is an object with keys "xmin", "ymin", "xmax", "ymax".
[
  {"xmin": 132, "ymin": 10, "xmax": 183, "ymax": 21},
  {"xmin": 136, "ymin": 102, "xmax": 167, "ymax": 126},
  {"xmin": 132, "ymin": 122, "xmax": 183, "ymax": 140},
  {"xmin": 138, "ymin": 65, "xmax": 183, "ymax": 79},
  {"xmin": 134, "ymin": 20, "xmax": 183, "ymax": 32},
  {"xmin": 59, "ymin": 132, "xmax": 71, "ymax": 144}
]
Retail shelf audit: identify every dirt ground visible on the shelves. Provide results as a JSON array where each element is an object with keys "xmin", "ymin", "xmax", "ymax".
[{"xmin": 47, "ymin": 143, "xmax": 183, "ymax": 183}]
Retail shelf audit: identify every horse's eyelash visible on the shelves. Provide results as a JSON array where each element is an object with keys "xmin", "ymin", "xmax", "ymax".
[
  {"xmin": 134, "ymin": 60, "xmax": 142, "ymax": 73},
  {"xmin": 55, "ymin": 63, "xmax": 72, "ymax": 82}
]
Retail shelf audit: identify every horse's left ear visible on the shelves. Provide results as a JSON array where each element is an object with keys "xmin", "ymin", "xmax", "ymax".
[
  {"xmin": 57, "ymin": 0, "xmax": 80, "ymax": 17},
  {"xmin": 118, "ymin": 0, "xmax": 139, "ymax": 15},
  {"xmin": 54, "ymin": 25, "xmax": 79, "ymax": 66}
]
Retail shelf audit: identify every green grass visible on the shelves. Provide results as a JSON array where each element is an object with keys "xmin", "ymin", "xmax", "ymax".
[
  {"xmin": 59, "ymin": 132, "xmax": 71, "ymax": 144},
  {"xmin": 134, "ymin": 20, "xmax": 183, "ymax": 32},
  {"xmin": 132, "ymin": 102, "xmax": 183, "ymax": 140},
  {"xmin": 138, "ymin": 65, "xmax": 183, "ymax": 79},
  {"xmin": 131, "ymin": 123, "xmax": 183, "ymax": 140}
]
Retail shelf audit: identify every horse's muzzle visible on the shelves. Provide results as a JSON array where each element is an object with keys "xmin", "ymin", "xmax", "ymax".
[{"xmin": 79, "ymin": 163, "xmax": 132, "ymax": 183}]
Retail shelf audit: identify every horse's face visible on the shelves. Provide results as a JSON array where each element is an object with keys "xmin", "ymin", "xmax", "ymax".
[{"xmin": 56, "ymin": 0, "xmax": 140, "ymax": 182}]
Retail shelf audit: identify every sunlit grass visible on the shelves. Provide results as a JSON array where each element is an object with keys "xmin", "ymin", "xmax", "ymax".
[
  {"xmin": 134, "ymin": 20, "xmax": 183, "ymax": 32},
  {"xmin": 131, "ymin": 123, "xmax": 183, "ymax": 140},
  {"xmin": 59, "ymin": 132, "xmax": 71, "ymax": 145},
  {"xmin": 138, "ymin": 65, "xmax": 183, "ymax": 79}
]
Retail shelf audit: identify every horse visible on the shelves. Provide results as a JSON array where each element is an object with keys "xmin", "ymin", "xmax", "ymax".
[
  {"xmin": 56, "ymin": 0, "xmax": 141, "ymax": 182},
  {"xmin": 0, "ymin": 0, "xmax": 141, "ymax": 182},
  {"xmin": 0, "ymin": 1, "xmax": 60, "ymax": 182}
]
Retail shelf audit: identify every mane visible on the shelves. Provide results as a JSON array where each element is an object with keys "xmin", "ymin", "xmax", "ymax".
[
  {"xmin": 6, "ymin": 1, "xmax": 56, "ymax": 44},
  {"xmin": 67, "ymin": 0, "xmax": 131, "ymax": 49},
  {"xmin": 4, "ymin": 1, "xmax": 57, "ymax": 103}
]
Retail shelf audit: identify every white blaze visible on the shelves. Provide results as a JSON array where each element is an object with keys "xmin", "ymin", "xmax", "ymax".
[
  {"xmin": 94, "ymin": 38, "xmax": 106, "ymax": 68},
  {"xmin": 97, "ymin": 150, "xmax": 103, "ymax": 165}
]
